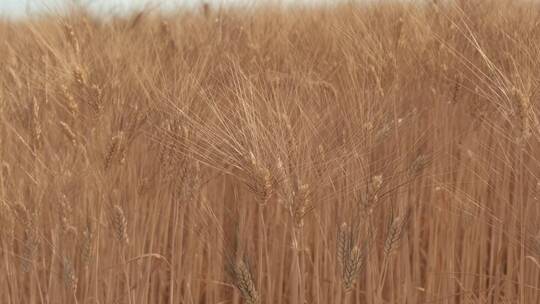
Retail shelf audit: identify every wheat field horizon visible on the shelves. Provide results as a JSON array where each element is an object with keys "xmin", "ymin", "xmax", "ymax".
[{"xmin": 0, "ymin": 1, "xmax": 540, "ymax": 303}]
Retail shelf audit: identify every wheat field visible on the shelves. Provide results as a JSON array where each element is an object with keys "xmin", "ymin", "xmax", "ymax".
[{"xmin": 0, "ymin": 1, "xmax": 540, "ymax": 303}]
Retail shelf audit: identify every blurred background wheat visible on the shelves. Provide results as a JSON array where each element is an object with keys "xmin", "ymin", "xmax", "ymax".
[{"xmin": 1, "ymin": 0, "xmax": 540, "ymax": 303}]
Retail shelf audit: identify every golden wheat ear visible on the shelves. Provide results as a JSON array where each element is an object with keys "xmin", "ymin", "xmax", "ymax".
[
  {"xmin": 226, "ymin": 257, "xmax": 260, "ymax": 304},
  {"xmin": 337, "ymin": 222, "xmax": 369, "ymax": 292},
  {"xmin": 62, "ymin": 256, "xmax": 78, "ymax": 294},
  {"xmin": 384, "ymin": 208, "xmax": 411, "ymax": 257},
  {"xmin": 110, "ymin": 204, "xmax": 129, "ymax": 245},
  {"xmin": 80, "ymin": 216, "xmax": 94, "ymax": 268}
]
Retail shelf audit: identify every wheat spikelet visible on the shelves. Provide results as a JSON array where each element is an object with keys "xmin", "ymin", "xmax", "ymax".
[
  {"xmin": 111, "ymin": 204, "xmax": 129, "ymax": 245},
  {"xmin": 0, "ymin": 91, "xmax": 5, "ymax": 110},
  {"xmin": 337, "ymin": 222, "xmax": 351, "ymax": 270},
  {"xmin": 231, "ymin": 260, "xmax": 259, "ymax": 304},
  {"xmin": 371, "ymin": 175, "xmax": 383, "ymax": 191},
  {"xmin": 157, "ymin": 137, "xmax": 175, "ymax": 179},
  {"xmin": 512, "ymin": 86, "xmax": 539, "ymax": 144},
  {"xmin": 62, "ymin": 256, "xmax": 78, "ymax": 294},
  {"xmin": 104, "ymin": 132, "xmax": 124, "ymax": 170},
  {"xmin": 0, "ymin": 201, "xmax": 14, "ymax": 240},
  {"xmin": 31, "ymin": 97, "xmax": 42, "ymax": 150},
  {"xmin": 72, "ymin": 66, "xmax": 87, "ymax": 95},
  {"xmin": 80, "ymin": 218, "xmax": 94, "ymax": 267},
  {"xmin": 384, "ymin": 211, "xmax": 410, "ymax": 257},
  {"xmin": 276, "ymin": 157, "xmax": 293, "ymax": 198},
  {"xmin": 14, "ymin": 203, "xmax": 39, "ymax": 272},
  {"xmin": 410, "ymin": 154, "xmax": 429, "ymax": 175},
  {"xmin": 58, "ymin": 195, "xmax": 75, "ymax": 235},
  {"xmin": 21, "ymin": 212, "xmax": 39, "ymax": 272},
  {"xmin": 342, "ymin": 245, "xmax": 365, "ymax": 292},
  {"xmin": 22, "ymin": 227, "xmax": 39, "ymax": 272},
  {"xmin": 40, "ymin": 55, "xmax": 50, "ymax": 105},
  {"xmin": 370, "ymin": 174, "xmax": 384, "ymax": 203},
  {"xmin": 451, "ymin": 74, "xmax": 462, "ymax": 104},
  {"xmin": 374, "ymin": 122, "xmax": 392, "ymax": 141},
  {"xmin": 0, "ymin": 160, "xmax": 8, "ymax": 179},
  {"xmin": 73, "ymin": 67, "xmax": 86, "ymax": 86},
  {"xmin": 248, "ymin": 151, "xmax": 273, "ymax": 203},
  {"xmin": 7, "ymin": 66, "xmax": 22, "ymax": 89},
  {"xmin": 293, "ymin": 183, "xmax": 310, "ymax": 228},
  {"xmin": 178, "ymin": 160, "xmax": 201, "ymax": 203},
  {"xmin": 337, "ymin": 223, "xmax": 365, "ymax": 292},
  {"xmin": 63, "ymin": 23, "xmax": 80, "ymax": 55},
  {"xmin": 59, "ymin": 121, "xmax": 77, "ymax": 145},
  {"xmin": 61, "ymin": 84, "xmax": 79, "ymax": 115},
  {"xmin": 89, "ymin": 84, "xmax": 103, "ymax": 116}
]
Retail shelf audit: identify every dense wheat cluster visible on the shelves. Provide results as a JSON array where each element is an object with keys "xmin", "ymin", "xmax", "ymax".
[{"xmin": 1, "ymin": 1, "xmax": 540, "ymax": 303}]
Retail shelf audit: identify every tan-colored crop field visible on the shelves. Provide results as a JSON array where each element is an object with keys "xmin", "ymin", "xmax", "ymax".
[{"xmin": 1, "ymin": 1, "xmax": 540, "ymax": 303}]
